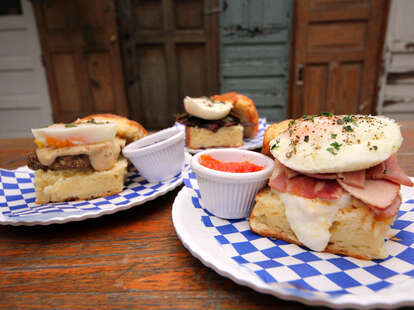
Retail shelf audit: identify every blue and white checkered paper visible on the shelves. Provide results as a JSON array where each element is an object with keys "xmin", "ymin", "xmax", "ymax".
[
  {"xmin": 175, "ymin": 118, "xmax": 267, "ymax": 153},
  {"xmin": 0, "ymin": 162, "xmax": 189, "ymax": 224},
  {"xmin": 183, "ymin": 172, "xmax": 414, "ymax": 297}
]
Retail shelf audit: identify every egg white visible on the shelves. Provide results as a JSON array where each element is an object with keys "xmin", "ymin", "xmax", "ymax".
[
  {"xmin": 278, "ymin": 190, "xmax": 351, "ymax": 252},
  {"xmin": 32, "ymin": 122, "xmax": 116, "ymax": 146},
  {"xmin": 270, "ymin": 115, "xmax": 403, "ymax": 173}
]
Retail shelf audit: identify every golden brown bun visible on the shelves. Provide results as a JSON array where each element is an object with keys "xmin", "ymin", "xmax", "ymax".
[
  {"xmin": 249, "ymin": 187, "xmax": 395, "ymax": 260},
  {"xmin": 211, "ymin": 92, "xmax": 259, "ymax": 138},
  {"xmin": 186, "ymin": 125, "xmax": 243, "ymax": 149},
  {"xmin": 78, "ymin": 114, "xmax": 147, "ymax": 143},
  {"xmin": 34, "ymin": 158, "xmax": 128, "ymax": 204},
  {"xmin": 261, "ymin": 119, "xmax": 291, "ymax": 158}
]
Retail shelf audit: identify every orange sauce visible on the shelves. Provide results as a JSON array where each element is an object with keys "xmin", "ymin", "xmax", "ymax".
[{"xmin": 199, "ymin": 154, "xmax": 264, "ymax": 173}]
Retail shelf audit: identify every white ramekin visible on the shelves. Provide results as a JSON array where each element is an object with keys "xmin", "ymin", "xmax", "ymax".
[
  {"xmin": 191, "ymin": 149, "xmax": 274, "ymax": 219},
  {"xmin": 122, "ymin": 127, "xmax": 185, "ymax": 182}
]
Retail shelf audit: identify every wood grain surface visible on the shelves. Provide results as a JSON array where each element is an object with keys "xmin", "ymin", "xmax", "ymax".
[{"xmin": 0, "ymin": 124, "xmax": 413, "ymax": 309}]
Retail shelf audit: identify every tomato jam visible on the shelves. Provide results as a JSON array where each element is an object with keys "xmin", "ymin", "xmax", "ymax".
[{"xmin": 199, "ymin": 154, "xmax": 264, "ymax": 173}]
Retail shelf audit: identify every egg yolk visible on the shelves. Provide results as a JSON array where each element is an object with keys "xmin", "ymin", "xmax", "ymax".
[
  {"xmin": 45, "ymin": 136, "xmax": 85, "ymax": 148},
  {"xmin": 199, "ymin": 154, "xmax": 264, "ymax": 173}
]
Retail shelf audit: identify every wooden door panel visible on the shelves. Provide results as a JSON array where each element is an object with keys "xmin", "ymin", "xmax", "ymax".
[
  {"xmin": 289, "ymin": 0, "xmax": 388, "ymax": 118},
  {"xmin": 307, "ymin": 22, "xmax": 367, "ymax": 51},
  {"xmin": 174, "ymin": 0, "xmax": 204, "ymax": 29},
  {"xmin": 51, "ymin": 53, "xmax": 81, "ymax": 112},
  {"xmin": 87, "ymin": 53, "xmax": 115, "ymax": 112},
  {"xmin": 119, "ymin": 0, "xmax": 218, "ymax": 130},
  {"xmin": 337, "ymin": 63, "xmax": 362, "ymax": 114},
  {"xmin": 34, "ymin": 0, "xmax": 128, "ymax": 123},
  {"xmin": 304, "ymin": 65, "xmax": 328, "ymax": 114},
  {"xmin": 177, "ymin": 44, "xmax": 205, "ymax": 98}
]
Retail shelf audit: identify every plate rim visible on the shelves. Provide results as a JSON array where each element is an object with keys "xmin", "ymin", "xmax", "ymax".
[{"xmin": 172, "ymin": 186, "xmax": 414, "ymax": 309}]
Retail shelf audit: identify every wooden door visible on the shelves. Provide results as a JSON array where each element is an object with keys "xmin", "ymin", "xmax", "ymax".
[
  {"xmin": 219, "ymin": 0, "xmax": 293, "ymax": 123},
  {"xmin": 289, "ymin": 0, "xmax": 389, "ymax": 118},
  {"xmin": 118, "ymin": 0, "xmax": 219, "ymax": 130},
  {"xmin": 33, "ymin": 0, "xmax": 128, "ymax": 123}
]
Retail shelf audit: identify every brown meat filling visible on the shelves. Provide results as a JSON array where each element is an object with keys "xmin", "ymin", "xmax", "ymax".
[{"xmin": 27, "ymin": 152, "xmax": 92, "ymax": 171}]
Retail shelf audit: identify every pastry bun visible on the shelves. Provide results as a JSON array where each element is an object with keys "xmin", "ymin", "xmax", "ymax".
[
  {"xmin": 211, "ymin": 92, "xmax": 259, "ymax": 138},
  {"xmin": 261, "ymin": 119, "xmax": 291, "ymax": 158},
  {"xmin": 78, "ymin": 113, "xmax": 147, "ymax": 143}
]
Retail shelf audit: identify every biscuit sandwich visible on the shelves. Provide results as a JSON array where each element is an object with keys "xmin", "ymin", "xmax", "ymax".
[
  {"xmin": 27, "ymin": 114, "xmax": 147, "ymax": 204},
  {"xmin": 250, "ymin": 114, "xmax": 413, "ymax": 259},
  {"xmin": 176, "ymin": 92, "xmax": 259, "ymax": 149}
]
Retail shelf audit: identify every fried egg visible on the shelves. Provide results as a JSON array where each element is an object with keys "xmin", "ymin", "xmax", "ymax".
[
  {"xmin": 32, "ymin": 122, "xmax": 116, "ymax": 148},
  {"xmin": 270, "ymin": 115, "xmax": 403, "ymax": 173},
  {"xmin": 184, "ymin": 96, "xmax": 232, "ymax": 120}
]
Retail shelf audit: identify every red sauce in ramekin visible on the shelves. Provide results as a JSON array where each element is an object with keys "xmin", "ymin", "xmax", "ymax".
[{"xmin": 199, "ymin": 154, "xmax": 264, "ymax": 173}]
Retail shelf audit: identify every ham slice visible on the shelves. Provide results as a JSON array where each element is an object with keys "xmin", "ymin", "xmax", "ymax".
[
  {"xmin": 367, "ymin": 154, "xmax": 413, "ymax": 187},
  {"xmin": 305, "ymin": 170, "xmax": 365, "ymax": 188},
  {"xmin": 269, "ymin": 161, "xmax": 343, "ymax": 200},
  {"xmin": 369, "ymin": 195, "xmax": 401, "ymax": 218},
  {"xmin": 337, "ymin": 179, "xmax": 400, "ymax": 209}
]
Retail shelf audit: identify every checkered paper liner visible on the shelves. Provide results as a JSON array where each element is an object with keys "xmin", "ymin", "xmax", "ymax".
[
  {"xmin": 0, "ymin": 154, "xmax": 191, "ymax": 225},
  {"xmin": 181, "ymin": 172, "xmax": 414, "ymax": 299},
  {"xmin": 174, "ymin": 118, "xmax": 267, "ymax": 153}
]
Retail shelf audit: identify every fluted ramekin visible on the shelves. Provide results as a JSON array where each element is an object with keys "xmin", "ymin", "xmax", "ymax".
[
  {"xmin": 122, "ymin": 127, "xmax": 185, "ymax": 182},
  {"xmin": 191, "ymin": 149, "xmax": 274, "ymax": 219}
]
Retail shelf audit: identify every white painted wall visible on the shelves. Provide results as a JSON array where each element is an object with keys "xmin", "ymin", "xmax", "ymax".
[
  {"xmin": 377, "ymin": 0, "xmax": 414, "ymax": 121},
  {"xmin": 0, "ymin": 0, "xmax": 52, "ymax": 138}
]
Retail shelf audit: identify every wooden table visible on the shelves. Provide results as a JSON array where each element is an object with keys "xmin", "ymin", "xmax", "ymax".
[{"xmin": 0, "ymin": 124, "xmax": 413, "ymax": 309}]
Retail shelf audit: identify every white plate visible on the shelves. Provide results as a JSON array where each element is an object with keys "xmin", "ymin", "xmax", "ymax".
[
  {"xmin": 0, "ymin": 153, "xmax": 191, "ymax": 226},
  {"xmin": 174, "ymin": 118, "xmax": 267, "ymax": 154},
  {"xmin": 172, "ymin": 178, "xmax": 414, "ymax": 309}
]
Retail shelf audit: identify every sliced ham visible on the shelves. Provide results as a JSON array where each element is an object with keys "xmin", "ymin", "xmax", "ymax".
[
  {"xmin": 367, "ymin": 154, "xmax": 413, "ymax": 187},
  {"xmin": 369, "ymin": 195, "xmax": 401, "ymax": 218},
  {"xmin": 339, "ymin": 170, "xmax": 366, "ymax": 188},
  {"xmin": 269, "ymin": 161, "xmax": 343, "ymax": 200},
  {"xmin": 337, "ymin": 179, "xmax": 400, "ymax": 209},
  {"xmin": 304, "ymin": 170, "xmax": 366, "ymax": 188}
]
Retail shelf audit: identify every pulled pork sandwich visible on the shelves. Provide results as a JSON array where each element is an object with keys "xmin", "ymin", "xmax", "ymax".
[
  {"xmin": 27, "ymin": 114, "xmax": 147, "ymax": 204},
  {"xmin": 177, "ymin": 92, "xmax": 259, "ymax": 149},
  {"xmin": 250, "ymin": 114, "xmax": 413, "ymax": 259}
]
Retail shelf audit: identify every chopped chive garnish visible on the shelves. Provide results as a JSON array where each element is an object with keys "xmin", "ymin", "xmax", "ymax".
[
  {"xmin": 302, "ymin": 114, "xmax": 308, "ymax": 119},
  {"xmin": 65, "ymin": 123, "xmax": 76, "ymax": 128},
  {"xmin": 344, "ymin": 125, "xmax": 353, "ymax": 132},
  {"xmin": 326, "ymin": 147, "xmax": 337, "ymax": 155},
  {"xmin": 318, "ymin": 112, "xmax": 333, "ymax": 117},
  {"xmin": 330, "ymin": 141, "xmax": 342, "ymax": 150},
  {"xmin": 331, "ymin": 133, "xmax": 337, "ymax": 139},
  {"xmin": 289, "ymin": 120, "xmax": 296, "ymax": 126}
]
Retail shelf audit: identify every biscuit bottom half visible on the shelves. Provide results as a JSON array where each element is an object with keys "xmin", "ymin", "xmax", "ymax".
[
  {"xmin": 249, "ymin": 187, "xmax": 396, "ymax": 260},
  {"xmin": 186, "ymin": 125, "xmax": 243, "ymax": 149},
  {"xmin": 34, "ymin": 158, "xmax": 128, "ymax": 204}
]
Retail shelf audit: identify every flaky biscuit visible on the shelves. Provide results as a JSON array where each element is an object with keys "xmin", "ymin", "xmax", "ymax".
[
  {"xmin": 261, "ymin": 119, "xmax": 291, "ymax": 158},
  {"xmin": 78, "ymin": 114, "xmax": 147, "ymax": 143},
  {"xmin": 211, "ymin": 92, "xmax": 259, "ymax": 138}
]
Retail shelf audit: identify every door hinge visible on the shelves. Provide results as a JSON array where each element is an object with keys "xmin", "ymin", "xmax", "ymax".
[
  {"xmin": 296, "ymin": 64, "xmax": 304, "ymax": 86},
  {"xmin": 203, "ymin": 0, "xmax": 227, "ymax": 15}
]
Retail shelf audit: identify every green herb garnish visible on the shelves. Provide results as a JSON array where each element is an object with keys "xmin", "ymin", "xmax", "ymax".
[
  {"xmin": 289, "ymin": 120, "xmax": 296, "ymax": 126},
  {"xmin": 289, "ymin": 129, "xmax": 293, "ymax": 136},
  {"xmin": 302, "ymin": 114, "xmax": 308, "ymax": 119},
  {"xmin": 318, "ymin": 112, "xmax": 333, "ymax": 117},
  {"xmin": 311, "ymin": 115, "xmax": 315, "ymax": 122},
  {"xmin": 344, "ymin": 125, "xmax": 353, "ymax": 132},
  {"xmin": 326, "ymin": 147, "xmax": 337, "ymax": 155},
  {"xmin": 330, "ymin": 141, "xmax": 342, "ymax": 150},
  {"xmin": 337, "ymin": 119, "xmax": 344, "ymax": 125},
  {"xmin": 87, "ymin": 118, "xmax": 96, "ymax": 124},
  {"xmin": 65, "ymin": 123, "xmax": 76, "ymax": 128},
  {"xmin": 331, "ymin": 133, "xmax": 337, "ymax": 139}
]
